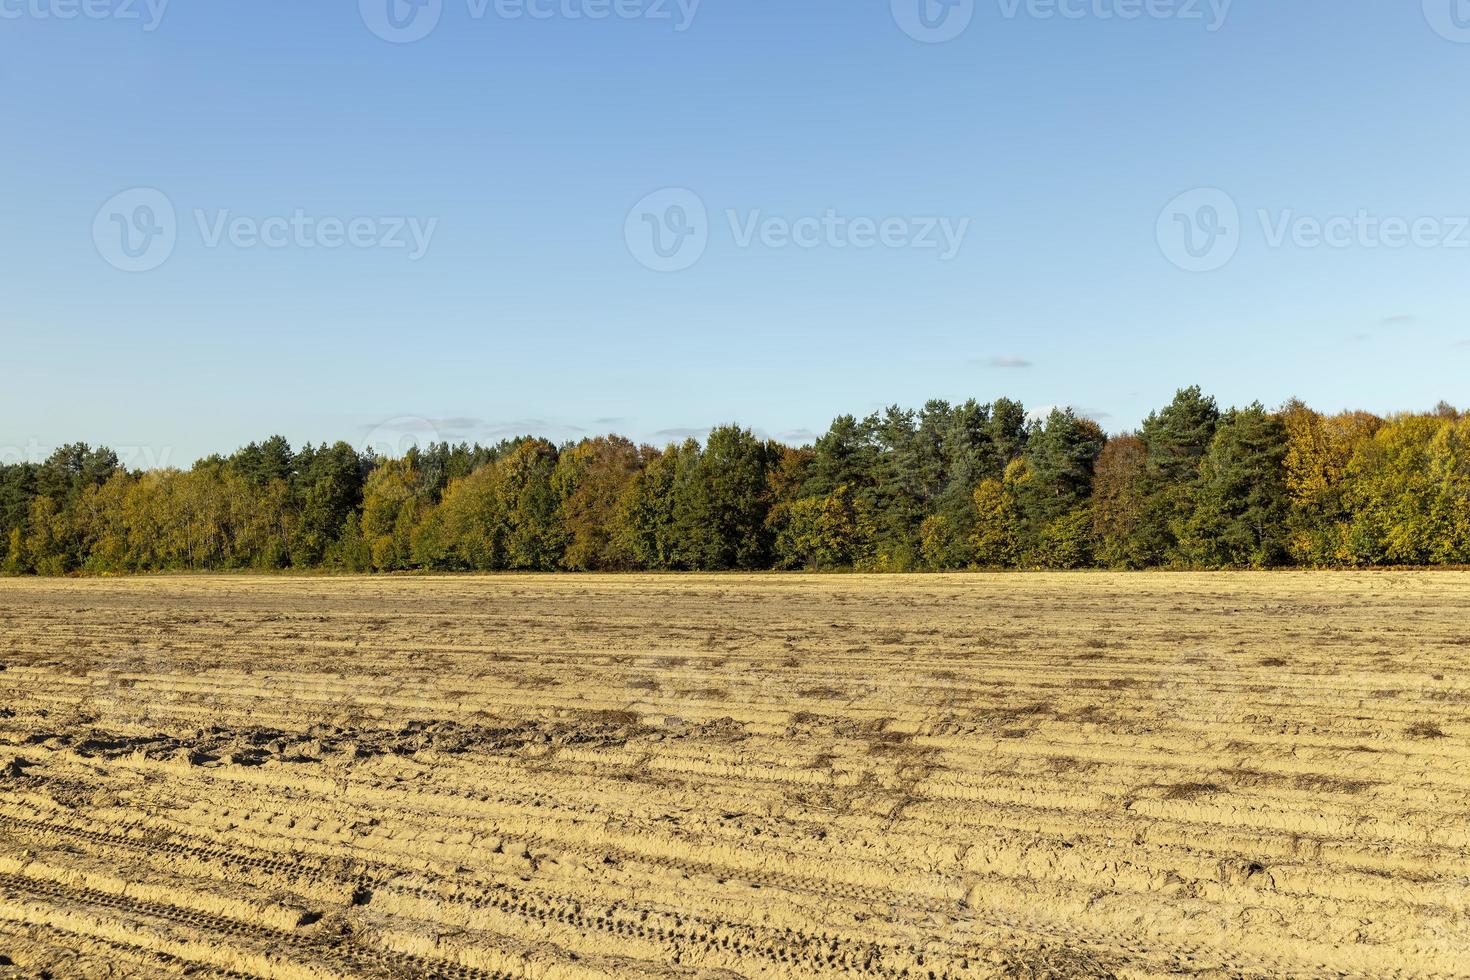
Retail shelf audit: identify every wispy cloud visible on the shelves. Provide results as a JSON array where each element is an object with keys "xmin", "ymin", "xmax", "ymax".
[
  {"xmin": 1379, "ymin": 314, "xmax": 1418, "ymax": 328},
  {"xmin": 358, "ymin": 418, "xmax": 427, "ymax": 434},
  {"xmin": 437, "ymin": 416, "xmax": 490, "ymax": 431},
  {"xmin": 653, "ymin": 427, "xmax": 710, "ymax": 441},
  {"xmin": 476, "ymin": 419, "xmax": 550, "ymax": 438},
  {"xmin": 984, "ymin": 356, "xmax": 1033, "ymax": 369}
]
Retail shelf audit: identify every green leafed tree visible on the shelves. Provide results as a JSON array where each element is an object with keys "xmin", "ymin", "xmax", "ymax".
[
  {"xmin": 552, "ymin": 436, "xmax": 644, "ymax": 571},
  {"xmin": 774, "ymin": 485, "xmax": 877, "ymax": 571},
  {"xmin": 1181, "ymin": 404, "xmax": 1291, "ymax": 568},
  {"xmin": 1016, "ymin": 408, "xmax": 1106, "ymax": 531},
  {"xmin": 614, "ymin": 442, "xmax": 693, "ymax": 571},
  {"xmin": 1138, "ymin": 386, "xmax": 1220, "ymax": 564},
  {"xmin": 970, "ymin": 471, "xmax": 1023, "ymax": 568},
  {"xmin": 361, "ymin": 459, "xmax": 419, "ymax": 571},
  {"xmin": 672, "ymin": 426, "xmax": 773, "ymax": 571},
  {"xmin": 497, "ymin": 438, "xmax": 563, "ymax": 571}
]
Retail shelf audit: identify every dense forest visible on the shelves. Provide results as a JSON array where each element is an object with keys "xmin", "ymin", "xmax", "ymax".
[{"xmin": 4, "ymin": 388, "xmax": 1469, "ymax": 575}]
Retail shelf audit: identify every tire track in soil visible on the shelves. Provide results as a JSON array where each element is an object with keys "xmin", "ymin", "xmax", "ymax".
[
  {"xmin": 3, "ymin": 573, "xmax": 1469, "ymax": 978},
  {"xmin": 0, "ymin": 871, "xmax": 514, "ymax": 980},
  {"xmin": 0, "ymin": 811, "xmax": 1010, "ymax": 979}
]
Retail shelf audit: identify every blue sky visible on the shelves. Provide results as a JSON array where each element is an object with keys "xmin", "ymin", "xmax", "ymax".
[{"xmin": 2, "ymin": 1, "xmax": 1468, "ymax": 466}]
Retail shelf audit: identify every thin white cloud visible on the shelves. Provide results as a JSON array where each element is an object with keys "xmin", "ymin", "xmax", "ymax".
[{"xmin": 653, "ymin": 427, "xmax": 710, "ymax": 441}]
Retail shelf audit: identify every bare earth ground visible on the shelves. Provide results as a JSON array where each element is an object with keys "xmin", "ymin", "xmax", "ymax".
[{"xmin": 0, "ymin": 574, "xmax": 1467, "ymax": 979}]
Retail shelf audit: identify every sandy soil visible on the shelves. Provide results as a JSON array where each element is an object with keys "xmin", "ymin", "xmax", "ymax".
[{"xmin": 0, "ymin": 572, "xmax": 1467, "ymax": 979}]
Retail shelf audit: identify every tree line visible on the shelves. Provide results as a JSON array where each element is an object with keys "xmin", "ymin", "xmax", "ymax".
[{"xmin": 4, "ymin": 388, "xmax": 1469, "ymax": 575}]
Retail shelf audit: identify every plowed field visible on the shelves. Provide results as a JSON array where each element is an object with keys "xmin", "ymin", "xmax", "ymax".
[{"xmin": 0, "ymin": 573, "xmax": 1467, "ymax": 978}]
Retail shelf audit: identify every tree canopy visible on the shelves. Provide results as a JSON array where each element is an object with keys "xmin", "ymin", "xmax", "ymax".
[{"xmin": 4, "ymin": 392, "xmax": 1467, "ymax": 575}]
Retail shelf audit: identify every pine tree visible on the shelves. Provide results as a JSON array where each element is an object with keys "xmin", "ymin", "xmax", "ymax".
[
  {"xmin": 1182, "ymin": 404, "xmax": 1291, "ymax": 568},
  {"xmin": 1138, "ymin": 386, "xmax": 1220, "ymax": 564},
  {"xmin": 1016, "ymin": 408, "xmax": 1106, "ymax": 530}
]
